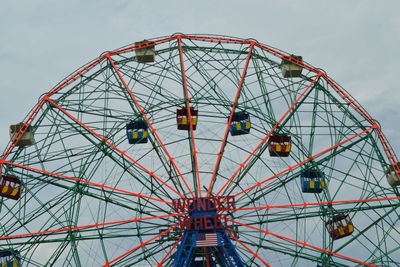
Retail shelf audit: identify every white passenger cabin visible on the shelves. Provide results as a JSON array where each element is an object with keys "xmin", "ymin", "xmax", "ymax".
[
  {"xmin": 135, "ymin": 40, "xmax": 155, "ymax": 63},
  {"xmin": 9, "ymin": 123, "xmax": 35, "ymax": 147},
  {"xmin": 281, "ymin": 55, "xmax": 303, "ymax": 78},
  {"xmin": 386, "ymin": 168, "xmax": 400, "ymax": 186}
]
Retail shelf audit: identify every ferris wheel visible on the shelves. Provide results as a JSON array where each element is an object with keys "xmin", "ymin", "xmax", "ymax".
[{"xmin": 0, "ymin": 34, "xmax": 399, "ymax": 267}]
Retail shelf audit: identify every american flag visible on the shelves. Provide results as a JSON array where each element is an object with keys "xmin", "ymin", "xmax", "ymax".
[{"xmin": 196, "ymin": 233, "xmax": 218, "ymax": 247}]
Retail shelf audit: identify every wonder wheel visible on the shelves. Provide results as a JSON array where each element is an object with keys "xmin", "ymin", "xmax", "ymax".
[{"xmin": 0, "ymin": 34, "xmax": 399, "ymax": 267}]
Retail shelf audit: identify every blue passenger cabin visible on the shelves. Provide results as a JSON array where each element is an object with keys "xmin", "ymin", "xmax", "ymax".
[
  {"xmin": 0, "ymin": 250, "xmax": 21, "ymax": 267},
  {"xmin": 229, "ymin": 112, "xmax": 251, "ymax": 136},
  {"xmin": 300, "ymin": 171, "xmax": 325, "ymax": 193},
  {"xmin": 126, "ymin": 120, "xmax": 148, "ymax": 144}
]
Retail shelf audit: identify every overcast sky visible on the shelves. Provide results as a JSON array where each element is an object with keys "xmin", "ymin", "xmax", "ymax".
[{"xmin": 1, "ymin": 0, "xmax": 399, "ymax": 157}]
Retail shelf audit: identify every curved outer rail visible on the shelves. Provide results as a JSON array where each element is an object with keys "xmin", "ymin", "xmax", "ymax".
[{"xmin": 1, "ymin": 34, "xmax": 398, "ymax": 184}]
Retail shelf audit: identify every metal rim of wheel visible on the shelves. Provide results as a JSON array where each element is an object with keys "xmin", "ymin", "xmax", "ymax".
[{"xmin": 0, "ymin": 34, "xmax": 399, "ymax": 266}]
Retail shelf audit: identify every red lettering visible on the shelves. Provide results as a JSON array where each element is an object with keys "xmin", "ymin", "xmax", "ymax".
[
  {"xmin": 214, "ymin": 215, "xmax": 224, "ymax": 229},
  {"xmin": 226, "ymin": 196, "xmax": 235, "ymax": 209},
  {"xmin": 193, "ymin": 216, "xmax": 202, "ymax": 230},
  {"xmin": 198, "ymin": 198, "xmax": 207, "ymax": 211},
  {"xmin": 173, "ymin": 199, "xmax": 184, "ymax": 212},
  {"xmin": 208, "ymin": 199, "xmax": 216, "ymax": 211},
  {"xmin": 217, "ymin": 215, "xmax": 233, "ymax": 229},
  {"xmin": 203, "ymin": 215, "xmax": 213, "ymax": 230},
  {"xmin": 217, "ymin": 196, "xmax": 225, "ymax": 209},
  {"xmin": 187, "ymin": 198, "xmax": 195, "ymax": 212}
]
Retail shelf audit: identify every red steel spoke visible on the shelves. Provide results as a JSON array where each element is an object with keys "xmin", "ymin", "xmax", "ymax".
[
  {"xmin": 1, "ymin": 34, "xmax": 396, "ymax": 266},
  {"xmin": 44, "ymin": 96, "xmax": 186, "ymax": 199},
  {"xmin": 234, "ymin": 125, "xmax": 377, "ymax": 198},
  {"xmin": 1, "ymin": 98, "xmax": 46, "ymax": 167},
  {"xmin": 224, "ymin": 217, "xmax": 377, "ymax": 267},
  {"xmin": 157, "ymin": 235, "xmax": 183, "ymax": 267},
  {"xmin": 3, "ymin": 35, "xmax": 396, "ymax": 188},
  {"xmin": 177, "ymin": 36, "xmax": 202, "ymax": 197},
  {"xmin": 216, "ymin": 73, "xmax": 323, "ymax": 197},
  {"xmin": 0, "ymin": 213, "xmax": 186, "ymax": 240},
  {"xmin": 104, "ymin": 220, "xmax": 186, "ymax": 266},
  {"xmin": 322, "ymin": 74, "xmax": 400, "ymax": 181},
  {"xmin": 1, "ymin": 160, "xmax": 171, "ymax": 205},
  {"xmin": 225, "ymin": 230, "xmax": 271, "ymax": 266},
  {"xmin": 206, "ymin": 43, "xmax": 255, "ymax": 197},
  {"xmin": 1, "ymin": 55, "xmax": 107, "ymax": 167},
  {"xmin": 178, "ymin": 35, "xmax": 321, "ymax": 73},
  {"xmin": 107, "ymin": 55, "xmax": 195, "ymax": 198},
  {"xmin": 220, "ymin": 196, "xmax": 400, "ymax": 213}
]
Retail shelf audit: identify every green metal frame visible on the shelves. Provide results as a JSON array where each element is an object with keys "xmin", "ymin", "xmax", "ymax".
[{"xmin": 0, "ymin": 34, "xmax": 398, "ymax": 266}]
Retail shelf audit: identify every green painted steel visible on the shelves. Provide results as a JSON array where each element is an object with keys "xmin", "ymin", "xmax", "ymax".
[{"xmin": 0, "ymin": 34, "xmax": 399, "ymax": 266}]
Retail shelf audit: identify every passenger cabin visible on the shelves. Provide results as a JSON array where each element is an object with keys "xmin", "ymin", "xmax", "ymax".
[
  {"xmin": 268, "ymin": 135, "xmax": 292, "ymax": 157},
  {"xmin": 280, "ymin": 55, "xmax": 303, "ymax": 78},
  {"xmin": 135, "ymin": 40, "xmax": 155, "ymax": 63},
  {"xmin": 300, "ymin": 171, "xmax": 325, "ymax": 193},
  {"xmin": 0, "ymin": 250, "xmax": 21, "ymax": 267},
  {"xmin": 126, "ymin": 120, "xmax": 148, "ymax": 144},
  {"xmin": 325, "ymin": 214, "xmax": 354, "ymax": 240},
  {"xmin": 229, "ymin": 112, "xmax": 251, "ymax": 136},
  {"xmin": 0, "ymin": 176, "xmax": 22, "ymax": 200},
  {"xmin": 9, "ymin": 123, "xmax": 35, "ymax": 147},
  {"xmin": 385, "ymin": 162, "xmax": 400, "ymax": 186},
  {"xmin": 176, "ymin": 108, "xmax": 198, "ymax": 130}
]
